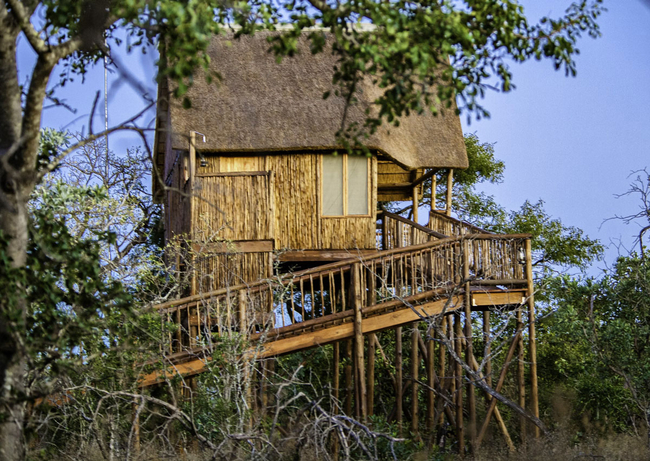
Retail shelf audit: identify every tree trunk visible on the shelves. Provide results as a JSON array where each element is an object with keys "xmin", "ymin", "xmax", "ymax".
[
  {"xmin": 0, "ymin": 12, "xmax": 30, "ymax": 459},
  {"xmin": 0, "ymin": 190, "xmax": 30, "ymax": 461}
]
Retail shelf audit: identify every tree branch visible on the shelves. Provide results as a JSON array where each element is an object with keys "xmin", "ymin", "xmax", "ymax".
[{"xmin": 4, "ymin": 0, "xmax": 47, "ymax": 54}]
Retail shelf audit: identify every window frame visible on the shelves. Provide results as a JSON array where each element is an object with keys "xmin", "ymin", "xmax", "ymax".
[{"xmin": 320, "ymin": 153, "xmax": 372, "ymax": 218}]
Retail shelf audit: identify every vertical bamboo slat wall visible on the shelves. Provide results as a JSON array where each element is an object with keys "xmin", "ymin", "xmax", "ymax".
[{"xmin": 185, "ymin": 153, "xmax": 378, "ymax": 251}]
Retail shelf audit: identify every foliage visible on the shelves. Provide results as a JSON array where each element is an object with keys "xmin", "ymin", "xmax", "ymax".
[
  {"xmin": 0, "ymin": 0, "xmax": 610, "ymax": 458},
  {"xmin": 537, "ymin": 254, "xmax": 650, "ymax": 436},
  {"xmin": 0, "ymin": 183, "xmax": 132, "ymax": 399}
]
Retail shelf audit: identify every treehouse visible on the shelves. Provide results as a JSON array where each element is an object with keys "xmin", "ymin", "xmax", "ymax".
[
  {"xmin": 153, "ymin": 31, "xmax": 469, "ymax": 290},
  {"xmin": 149, "ymin": 31, "xmax": 541, "ymax": 453}
]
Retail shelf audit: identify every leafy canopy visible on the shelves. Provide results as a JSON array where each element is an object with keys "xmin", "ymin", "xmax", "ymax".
[{"xmin": 27, "ymin": 0, "xmax": 605, "ymax": 146}]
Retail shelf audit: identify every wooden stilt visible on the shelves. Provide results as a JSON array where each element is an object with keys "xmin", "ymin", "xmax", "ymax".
[
  {"xmin": 431, "ymin": 174, "xmax": 437, "ymax": 211},
  {"xmin": 427, "ymin": 327, "xmax": 435, "ymax": 433},
  {"xmin": 353, "ymin": 263, "xmax": 367, "ymax": 421},
  {"xmin": 468, "ymin": 354, "xmax": 515, "ymax": 452},
  {"xmin": 396, "ymin": 327, "xmax": 403, "ymax": 434},
  {"xmin": 412, "ymin": 185, "xmax": 419, "ymax": 223},
  {"xmin": 476, "ymin": 329, "xmax": 523, "ymax": 447},
  {"xmin": 345, "ymin": 339, "xmax": 352, "ymax": 416},
  {"xmin": 483, "ymin": 312, "xmax": 492, "ymax": 387},
  {"xmin": 260, "ymin": 360, "xmax": 268, "ymax": 418},
  {"xmin": 517, "ymin": 307, "xmax": 526, "ymax": 444},
  {"xmin": 462, "ymin": 241, "xmax": 476, "ymax": 453},
  {"xmin": 438, "ymin": 316, "xmax": 447, "ymax": 428},
  {"xmin": 333, "ymin": 342, "xmax": 340, "ymax": 405},
  {"xmin": 367, "ymin": 333, "xmax": 376, "ymax": 417},
  {"xmin": 526, "ymin": 239, "xmax": 540, "ymax": 438},
  {"xmin": 455, "ymin": 313, "xmax": 464, "ymax": 455},
  {"xmin": 445, "ymin": 169, "xmax": 453, "ymax": 216},
  {"xmin": 465, "ymin": 305, "xmax": 476, "ymax": 452},
  {"xmin": 333, "ymin": 342, "xmax": 340, "ymax": 461},
  {"xmin": 411, "ymin": 326, "xmax": 419, "ymax": 434}
]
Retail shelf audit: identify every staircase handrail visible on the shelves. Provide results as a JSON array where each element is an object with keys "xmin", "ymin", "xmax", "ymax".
[
  {"xmin": 378, "ymin": 210, "xmax": 448, "ymax": 239},
  {"xmin": 428, "ymin": 209, "xmax": 491, "ymax": 235}
]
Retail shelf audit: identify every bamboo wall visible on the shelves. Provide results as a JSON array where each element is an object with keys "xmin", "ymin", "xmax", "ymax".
[
  {"xmin": 191, "ymin": 152, "xmax": 378, "ymax": 251},
  {"xmin": 164, "ymin": 151, "xmax": 379, "ymax": 289},
  {"xmin": 377, "ymin": 160, "xmax": 422, "ymax": 201}
]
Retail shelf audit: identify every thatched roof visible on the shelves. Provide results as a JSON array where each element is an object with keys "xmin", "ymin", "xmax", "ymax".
[{"xmin": 166, "ymin": 31, "xmax": 468, "ymax": 170}]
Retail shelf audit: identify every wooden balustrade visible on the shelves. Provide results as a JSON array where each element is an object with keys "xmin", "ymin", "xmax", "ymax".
[
  {"xmin": 378, "ymin": 210, "xmax": 446, "ymax": 250},
  {"xmin": 428, "ymin": 210, "xmax": 489, "ymax": 237},
  {"xmin": 155, "ymin": 233, "xmax": 530, "ymax": 355}
]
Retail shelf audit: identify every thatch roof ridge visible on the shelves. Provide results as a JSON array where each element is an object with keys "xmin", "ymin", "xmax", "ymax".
[{"xmin": 167, "ymin": 31, "xmax": 468, "ymax": 170}]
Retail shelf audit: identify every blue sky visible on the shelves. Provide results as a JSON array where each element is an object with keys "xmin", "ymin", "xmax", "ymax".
[
  {"xmin": 30, "ymin": 0, "xmax": 650, "ymax": 272},
  {"xmin": 462, "ymin": 0, "xmax": 650, "ymax": 270}
]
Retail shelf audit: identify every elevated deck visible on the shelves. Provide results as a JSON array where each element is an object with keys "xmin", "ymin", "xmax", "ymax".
[{"xmin": 141, "ymin": 229, "xmax": 531, "ymax": 387}]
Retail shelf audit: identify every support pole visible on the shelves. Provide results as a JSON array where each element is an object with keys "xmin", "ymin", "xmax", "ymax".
[
  {"xmin": 413, "ymin": 185, "xmax": 419, "ymax": 223},
  {"xmin": 476, "ymin": 329, "xmax": 523, "ymax": 448},
  {"xmin": 411, "ymin": 326, "xmax": 419, "ymax": 434},
  {"xmin": 427, "ymin": 327, "xmax": 435, "ymax": 433},
  {"xmin": 445, "ymin": 169, "xmax": 453, "ymax": 216},
  {"xmin": 396, "ymin": 327, "xmax": 403, "ymax": 434},
  {"xmin": 526, "ymin": 238, "xmax": 540, "ymax": 438},
  {"xmin": 463, "ymin": 241, "xmax": 476, "ymax": 453},
  {"xmin": 353, "ymin": 263, "xmax": 367, "ymax": 420},
  {"xmin": 517, "ymin": 307, "xmax": 526, "ymax": 444},
  {"xmin": 345, "ymin": 340, "xmax": 353, "ymax": 416},
  {"xmin": 333, "ymin": 342, "xmax": 340, "ymax": 461},
  {"xmin": 438, "ymin": 316, "xmax": 447, "ymax": 428},
  {"xmin": 483, "ymin": 312, "xmax": 492, "ymax": 387},
  {"xmin": 455, "ymin": 313, "xmax": 465, "ymax": 455},
  {"xmin": 367, "ymin": 334, "xmax": 376, "ymax": 417},
  {"xmin": 431, "ymin": 174, "xmax": 437, "ymax": 211}
]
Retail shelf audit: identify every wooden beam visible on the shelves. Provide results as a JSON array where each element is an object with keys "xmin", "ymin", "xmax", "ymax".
[
  {"xmin": 345, "ymin": 340, "xmax": 353, "ymax": 416},
  {"xmin": 367, "ymin": 333, "xmax": 376, "ymax": 416},
  {"xmin": 277, "ymin": 249, "xmax": 379, "ymax": 262},
  {"xmin": 526, "ymin": 238, "xmax": 540, "ymax": 438},
  {"xmin": 195, "ymin": 171, "xmax": 270, "ymax": 177},
  {"xmin": 426, "ymin": 329, "xmax": 435, "ymax": 434},
  {"xmin": 192, "ymin": 239, "xmax": 274, "ymax": 254},
  {"xmin": 463, "ymin": 240, "xmax": 477, "ymax": 454},
  {"xmin": 352, "ymin": 264, "xmax": 367, "ymax": 420},
  {"xmin": 396, "ymin": 327, "xmax": 403, "ymax": 435},
  {"xmin": 468, "ymin": 353, "xmax": 514, "ymax": 452},
  {"xmin": 410, "ymin": 168, "xmax": 437, "ymax": 189},
  {"xmin": 475, "ymin": 329, "xmax": 522, "ymax": 448},
  {"xmin": 517, "ymin": 307, "xmax": 526, "ymax": 444},
  {"xmin": 445, "ymin": 169, "xmax": 453, "ymax": 216},
  {"xmin": 472, "ymin": 291, "xmax": 525, "ymax": 307},
  {"xmin": 411, "ymin": 326, "xmax": 419, "ymax": 434},
  {"xmin": 454, "ymin": 313, "xmax": 464, "ymax": 454}
]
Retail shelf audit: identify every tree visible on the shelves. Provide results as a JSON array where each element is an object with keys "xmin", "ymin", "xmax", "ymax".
[
  {"xmin": 0, "ymin": 1, "xmax": 605, "ymax": 459},
  {"xmin": 533, "ymin": 172, "xmax": 650, "ymax": 447}
]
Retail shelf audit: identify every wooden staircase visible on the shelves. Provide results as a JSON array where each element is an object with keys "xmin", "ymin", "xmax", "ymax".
[{"xmin": 140, "ymin": 228, "xmax": 532, "ymax": 387}]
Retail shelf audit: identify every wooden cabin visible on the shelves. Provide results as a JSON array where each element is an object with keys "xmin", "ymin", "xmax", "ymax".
[{"xmin": 153, "ymin": 31, "xmax": 467, "ymax": 293}]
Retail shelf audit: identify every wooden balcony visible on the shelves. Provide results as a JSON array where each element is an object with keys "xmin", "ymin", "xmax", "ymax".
[{"xmin": 141, "ymin": 232, "xmax": 532, "ymax": 387}]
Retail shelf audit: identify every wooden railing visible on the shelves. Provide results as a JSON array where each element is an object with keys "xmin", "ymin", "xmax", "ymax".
[
  {"xmin": 428, "ymin": 210, "xmax": 489, "ymax": 237},
  {"xmin": 378, "ymin": 210, "xmax": 446, "ymax": 250},
  {"xmin": 154, "ymin": 233, "xmax": 530, "ymax": 356}
]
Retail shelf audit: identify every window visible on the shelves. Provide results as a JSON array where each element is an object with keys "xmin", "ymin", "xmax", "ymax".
[{"xmin": 322, "ymin": 154, "xmax": 370, "ymax": 216}]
